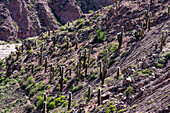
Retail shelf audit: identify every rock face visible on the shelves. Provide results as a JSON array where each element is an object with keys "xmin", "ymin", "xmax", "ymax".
[
  {"xmin": 0, "ymin": 0, "xmax": 114, "ymax": 41},
  {"xmin": 49, "ymin": 0, "xmax": 83, "ymax": 24},
  {"xmin": 77, "ymin": 0, "xmax": 114, "ymax": 13}
]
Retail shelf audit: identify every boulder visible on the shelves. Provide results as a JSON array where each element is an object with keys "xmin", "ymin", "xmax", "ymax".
[
  {"xmin": 101, "ymin": 92, "xmax": 111, "ymax": 100},
  {"xmin": 123, "ymin": 76, "xmax": 133, "ymax": 85}
]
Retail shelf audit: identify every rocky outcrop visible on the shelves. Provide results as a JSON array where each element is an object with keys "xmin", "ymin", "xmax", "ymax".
[
  {"xmin": 49, "ymin": 0, "xmax": 83, "ymax": 24},
  {"xmin": 0, "ymin": 3, "xmax": 17, "ymax": 41},
  {"xmin": 77, "ymin": 0, "xmax": 114, "ymax": 13},
  {"xmin": 0, "ymin": 0, "xmax": 82, "ymax": 41},
  {"xmin": 0, "ymin": 0, "xmax": 115, "ymax": 41},
  {"xmin": 6, "ymin": 0, "xmax": 40, "ymax": 39},
  {"xmin": 36, "ymin": 1, "xmax": 59, "ymax": 30}
]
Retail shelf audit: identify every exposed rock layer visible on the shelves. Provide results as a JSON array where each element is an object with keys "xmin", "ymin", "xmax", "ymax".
[{"xmin": 0, "ymin": 0, "xmax": 113, "ymax": 41}]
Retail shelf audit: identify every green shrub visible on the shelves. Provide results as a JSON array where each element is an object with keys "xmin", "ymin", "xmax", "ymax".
[
  {"xmin": 36, "ymin": 96, "xmax": 43, "ymax": 109},
  {"xmin": 88, "ymin": 10, "xmax": 93, "ymax": 13},
  {"xmin": 157, "ymin": 63, "xmax": 163, "ymax": 68},
  {"xmin": 71, "ymin": 84, "xmax": 83, "ymax": 93},
  {"xmin": 62, "ymin": 101, "xmax": 68, "ymax": 108},
  {"xmin": 0, "ymin": 76, "xmax": 5, "ymax": 82},
  {"xmin": 4, "ymin": 77, "xmax": 10, "ymax": 84},
  {"xmin": 124, "ymin": 86, "xmax": 134, "ymax": 96},
  {"xmin": 28, "ymin": 50, "xmax": 34, "ymax": 54},
  {"xmin": 142, "ymin": 68, "xmax": 153, "ymax": 75},
  {"xmin": 36, "ymin": 66, "xmax": 42, "ymax": 71},
  {"xmin": 15, "ymin": 38, "xmax": 20, "ymax": 43},
  {"xmin": 22, "ymin": 75, "xmax": 34, "ymax": 88},
  {"xmin": 29, "ymin": 85, "xmax": 38, "ymax": 96},
  {"xmin": 48, "ymin": 102, "xmax": 56, "ymax": 110},
  {"xmin": 61, "ymin": 43, "xmax": 67, "ymax": 49},
  {"xmin": 89, "ymin": 73, "xmax": 97, "ymax": 81},
  {"xmin": 94, "ymin": 28, "xmax": 106, "ymax": 43},
  {"xmin": 54, "ymin": 95, "xmax": 66, "ymax": 106},
  {"xmin": 165, "ymin": 52, "xmax": 170, "ymax": 60},
  {"xmin": 108, "ymin": 43, "xmax": 118, "ymax": 53}
]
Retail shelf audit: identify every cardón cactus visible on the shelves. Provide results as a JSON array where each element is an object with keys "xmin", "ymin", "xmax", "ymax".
[{"xmin": 117, "ymin": 26, "xmax": 125, "ymax": 49}]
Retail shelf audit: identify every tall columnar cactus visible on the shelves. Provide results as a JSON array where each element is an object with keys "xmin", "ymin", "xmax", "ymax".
[
  {"xmin": 110, "ymin": 7, "xmax": 114, "ymax": 15},
  {"xmin": 88, "ymin": 85, "xmax": 91, "ymax": 101},
  {"xmin": 155, "ymin": 42, "xmax": 158, "ymax": 51},
  {"xmin": 141, "ymin": 22, "xmax": 144, "ymax": 37},
  {"xmin": 99, "ymin": 61, "xmax": 102, "ymax": 80},
  {"xmin": 21, "ymin": 41, "xmax": 24, "ymax": 53},
  {"xmin": 98, "ymin": 88, "xmax": 101, "ymax": 106},
  {"xmin": 16, "ymin": 49, "xmax": 20, "ymax": 61},
  {"xmin": 27, "ymin": 40, "xmax": 31, "ymax": 50},
  {"xmin": 160, "ymin": 30, "xmax": 164, "ymax": 51},
  {"xmin": 69, "ymin": 69, "xmax": 72, "ymax": 77},
  {"xmin": 88, "ymin": 44, "xmax": 92, "ymax": 65},
  {"xmin": 42, "ymin": 93, "xmax": 47, "ymax": 113},
  {"xmin": 115, "ymin": 0, "xmax": 118, "ymax": 15},
  {"xmin": 148, "ymin": 12, "xmax": 151, "ymax": 30},
  {"xmin": 102, "ymin": 63, "xmax": 106, "ymax": 85},
  {"xmin": 145, "ymin": 4, "xmax": 151, "ymax": 30},
  {"xmin": 105, "ymin": 49, "xmax": 108, "ymax": 64},
  {"xmin": 48, "ymin": 29, "xmax": 50, "ymax": 36},
  {"xmin": 44, "ymin": 93, "xmax": 47, "ymax": 102},
  {"xmin": 67, "ymin": 21, "xmax": 70, "ymax": 26},
  {"xmin": 45, "ymin": 56, "xmax": 48, "ymax": 73},
  {"xmin": 68, "ymin": 92, "xmax": 72, "ymax": 110},
  {"xmin": 59, "ymin": 66, "xmax": 62, "ymax": 77},
  {"xmin": 160, "ymin": 30, "xmax": 166, "ymax": 52},
  {"xmin": 163, "ymin": 30, "xmax": 168, "ymax": 46},
  {"xmin": 117, "ymin": 26, "xmax": 125, "ymax": 49},
  {"xmin": 52, "ymin": 65, "xmax": 55, "ymax": 77},
  {"xmin": 84, "ymin": 49, "xmax": 87, "ymax": 68},
  {"xmin": 79, "ymin": 51, "xmax": 82, "ymax": 70},
  {"xmin": 75, "ymin": 37, "xmax": 78, "ymax": 49},
  {"xmin": 42, "ymin": 101, "xmax": 47, "ymax": 113},
  {"xmin": 50, "ymin": 64, "xmax": 53, "ymax": 72},
  {"xmin": 117, "ymin": 67, "xmax": 120, "ymax": 80},
  {"xmin": 34, "ymin": 39, "xmax": 37, "ymax": 47},
  {"xmin": 105, "ymin": 16, "xmax": 108, "ymax": 23},
  {"xmin": 67, "ymin": 38, "xmax": 70, "ymax": 50},
  {"xmin": 31, "ymin": 63, "xmax": 34, "ymax": 74},
  {"xmin": 52, "ymin": 36, "xmax": 56, "ymax": 46},
  {"xmin": 85, "ymin": 63, "xmax": 88, "ymax": 76},
  {"xmin": 77, "ymin": 61, "xmax": 81, "ymax": 79},
  {"xmin": 106, "ymin": 58, "xmax": 109, "ymax": 69},
  {"xmin": 106, "ymin": 69, "xmax": 108, "ymax": 78},
  {"xmin": 40, "ymin": 43, "xmax": 44, "ymax": 65},
  {"xmin": 49, "ymin": 72, "xmax": 53, "ymax": 83},
  {"xmin": 52, "ymin": 29, "xmax": 55, "ymax": 35},
  {"xmin": 60, "ymin": 66, "xmax": 65, "ymax": 92},
  {"xmin": 135, "ymin": 25, "xmax": 140, "ymax": 41}
]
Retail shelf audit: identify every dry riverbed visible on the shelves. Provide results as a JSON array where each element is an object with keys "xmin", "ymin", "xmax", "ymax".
[{"xmin": 0, "ymin": 41, "xmax": 21, "ymax": 60}]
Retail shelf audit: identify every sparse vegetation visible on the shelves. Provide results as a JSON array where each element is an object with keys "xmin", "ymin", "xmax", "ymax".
[
  {"xmin": 94, "ymin": 28, "xmax": 106, "ymax": 43},
  {"xmin": 0, "ymin": 1, "xmax": 169, "ymax": 112},
  {"xmin": 124, "ymin": 86, "xmax": 134, "ymax": 96}
]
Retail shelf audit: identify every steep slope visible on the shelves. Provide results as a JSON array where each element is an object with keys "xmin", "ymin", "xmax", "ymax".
[
  {"xmin": 0, "ymin": 0, "xmax": 82, "ymax": 41},
  {"xmin": 0, "ymin": 0, "xmax": 169, "ymax": 113}
]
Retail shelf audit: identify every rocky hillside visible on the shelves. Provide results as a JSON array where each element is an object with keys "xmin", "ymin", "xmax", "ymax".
[
  {"xmin": 0, "ymin": 0, "xmax": 170, "ymax": 113},
  {"xmin": 0, "ymin": 0, "xmax": 115, "ymax": 41}
]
